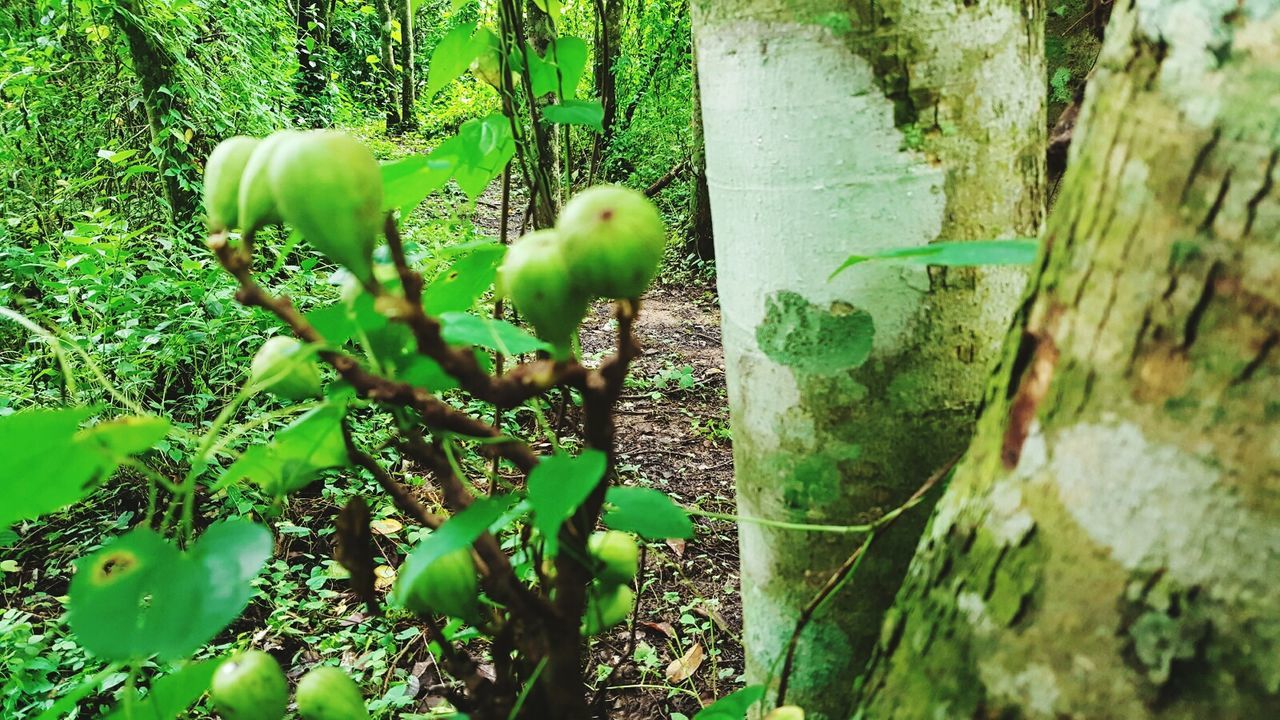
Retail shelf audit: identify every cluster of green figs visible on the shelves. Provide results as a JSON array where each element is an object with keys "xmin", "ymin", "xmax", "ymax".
[
  {"xmin": 210, "ymin": 651, "xmax": 368, "ymax": 720},
  {"xmin": 203, "ymin": 129, "xmax": 667, "ymax": 386}
]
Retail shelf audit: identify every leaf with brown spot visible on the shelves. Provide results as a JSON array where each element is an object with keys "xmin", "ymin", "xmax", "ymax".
[
  {"xmin": 665, "ymin": 642, "xmax": 704, "ymax": 683},
  {"xmin": 335, "ymin": 496, "xmax": 380, "ymax": 614}
]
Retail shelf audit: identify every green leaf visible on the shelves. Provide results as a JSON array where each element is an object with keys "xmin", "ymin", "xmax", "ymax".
[
  {"xmin": 0, "ymin": 407, "xmax": 163, "ymax": 529},
  {"xmin": 79, "ymin": 415, "xmax": 171, "ymax": 461},
  {"xmin": 603, "ymin": 487, "xmax": 694, "ymax": 540},
  {"xmin": 692, "ymin": 685, "xmax": 766, "ymax": 719},
  {"xmin": 830, "ymin": 239, "xmax": 1039, "ymax": 279},
  {"xmin": 450, "ymin": 115, "xmax": 516, "ymax": 198},
  {"xmin": 381, "ymin": 155, "xmax": 453, "ymax": 214},
  {"xmin": 399, "ymin": 355, "xmax": 459, "ymax": 392},
  {"xmin": 527, "ymin": 451, "xmax": 607, "ymax": 541},
  {"xmin": 68, "ymin": 522, "xmax": 271, "ymax": 662},
  {"xmin": 426, "ymin": 22, "xmax": 482, "ymax": 99},
  {"xmin": 422, "ymin": 243, "xmax": 506, "ymax": 315},
  {"xmin": 100, "ymin": 659, "xmax": 220, "ymax": 720},
  {"xmin": 216, "ymin": 400, "xmax": 349, "ymax": 496},
  {"xmin": 439, "ymin": 312, "xmax": 550, "ymax": 355},
  {"xmin": 529, "ymin": 0, "xmax": 563, "ymax": 22},
  {"xmin": 526, "ymin": 37, "xmax": 587, "ymax": 98},
  {"xmin": 392, "ymin": 495, "xmax": 516, "ymax": 608},
  {"xmin": 542, "ymin": 99, "xmax": 604, "ymax": 132}
]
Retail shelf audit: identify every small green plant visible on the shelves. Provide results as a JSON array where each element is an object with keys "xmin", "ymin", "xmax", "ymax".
[{"xmin": 1051, "ymin": 66, "xmax": 1074, "ymax": 103}]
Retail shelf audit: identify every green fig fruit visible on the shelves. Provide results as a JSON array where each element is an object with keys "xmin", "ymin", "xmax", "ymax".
[
  {"xmin": 268, "ymin": 130, "xmax": 383, "ymax": 284},
  {"xmin": 557, "ymin": 185, "xmax": 667, "ymax": 300},
  {"xmin": 581, "ymin": 582, "xmax": 635, "ymax": 636},
  {"xmin": 395, "ymin": 547, "xmax": 481, "ymax": 622},
  {"xmin": 250, "ymin": 336, "xmax": 324, "ymax": 400},
  {"xmin": 496, "ymin": 229, "xmax": 588, "ymax": 358},
  {"xmin": 295, "ymin": 666, "xmax": 370, "ymax": 720},
  {"xmin": 764, "ymin": 706, "xmax": 806, "ymax": 720},
  {"xmin": 588, "ymin": 530, "xmax": 639, "ymax": 585},
  {"xmin": 204, "ymin": 136, "xmax": 259, "ymax": 233},
  {"xmin": 209, "ymin": 650, "xmax": 288, "ymax": 720},
  {"xmin": 238, "ymin": 130, "xmax": 303, "ymax": 235}
]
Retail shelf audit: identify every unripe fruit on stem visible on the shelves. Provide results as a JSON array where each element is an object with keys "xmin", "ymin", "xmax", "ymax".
[
  {"xmin": 295, "ymin": 666, "xmax": 370, "ymax": 720},
  {"xmin": 204, "ymin": 136, "xmax": 259, "ymax": 233},
  {"xmin": 581, "ymin": 582, "xmax": 635, "ymax": 636},
  {"xmin": 588, "ymin": 530, "xmax": 639, "ymax": 584},
  {"xmin": 497, "ymin": 229, "xmax": 588, "ymax": 359},
  {"xmin": 764, "ymin": 706, "xmax": 806, "ymax": 720},
  {"xmin": 395, "ymin": 547, "xmax": 480, "ymax": 622},
  {"xmin": 250, "ymin": 336, "xmax": 324, "ymax": 401},
  {"xmin": 209, "ymin": 650, "xmax": 288, "ymax": 720},
  {"xmin": 268, "ymin": 131, "xmax": 383, "ymax": 285},
  {"xmin": 238, "ymin": 130, "xmax": 303, "ymax": 236},
  {"xmin": 557, "ymin": 185, "xmax": 667, "ymax": 300}
]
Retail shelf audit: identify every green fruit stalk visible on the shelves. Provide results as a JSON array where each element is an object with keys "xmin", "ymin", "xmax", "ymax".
[
  {"xmin": 581, "ymin": 582, "xmax": 635, "ymax": 636},
  {"xmin": 496, "ymin": 229, "xmax": 588, "ymax": 358},
  {"xmin": 268, "ymin": 130, "xmax": 383, "ymax": 285},
  {"xmin": 209, "ymin": 650, "xmax": 288, "ymax": 720},
  {"xmin": 557, "ymin": 185, "xmax": 667, "ymax": 300},
  {"xmin": 395, "ymin": 547, "xmax": 481, "ymax": 622},
  {"xmin": 588, "ymin": 530, "xmax": 639, "ymax": 584},
  {"xmin": 295, "ymin": 666, "xmax": 370, "ymax": 720},
  {"xmin": 204, "ymin": 136, "xmax": 259, "ymax": 233},
  {"xmin": 237, "ymin": 130, "xmax": 302, "ymax": 235},
  {"xmin": 249, "ymin": 336, "xmax": 324, "ymax": 401}
]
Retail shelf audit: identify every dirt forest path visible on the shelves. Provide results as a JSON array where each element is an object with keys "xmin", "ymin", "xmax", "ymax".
[{"xmin": 471, "ymin": 183, "xmax": 747, "ymax": 717}]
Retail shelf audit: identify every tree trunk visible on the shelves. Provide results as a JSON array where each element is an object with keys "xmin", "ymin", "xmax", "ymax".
[
  {"xmin": 373, "ymin": 0, "xmax": 401, "ymax": 129},
  {"xmin": 111, "ymin": 0, "xmax": 197, "ymax": 225},
  {"xmin": 692, "ymin": 3, "xmax": 1045, "ymax": 717},
  {"xmin": 856, "ymin": 3, "xmax": 1280, "ymax": 718},
  {"xmin": 398, "ymin": 0, "xmax": 417, "ymax": 129},
  {"xmin": 295, "ymin": 0, "xmax": 330, "ymax": 106},
  {"xmin": 589, "ymin": 0, "xmax": 622, "ymax": 179},
  {"xmin": 525, "ymin": 0, "xmax": 561, "ymax": 223},
  {"xmin": 688, "ymin": 45, "xmax": 713, "ymax": 261}
]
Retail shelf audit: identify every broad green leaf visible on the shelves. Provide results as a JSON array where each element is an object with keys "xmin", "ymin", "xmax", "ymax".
[
  {"xmin": 216, "ymin": 401, "xmax": 349, "ymax": 496},
  {"xmin": 79, "ymin": 415, "xmax": 170, "ymax": 461},
  {"xmin": 422, "ymin": 243, "xmax": 506, "ymax": 315},
  {"xmin": 0, "ymin": 407, "xmax": 163, "ymax": 529},
  {"xmin": 542, "ymin": 99, "xmax": 604, "ymax": 132},
  {"xmin": 693, "ymin": 685, "xmax": 767, "ymax": 719},
  {"xmin": 399, "ymin": 355, "xmax": 459, "ymax": 392},
  {"xmin": 439, "ymin": 312, "xmax": 549, "ymax": 355},
  {"xmin": 68, "ymin": 522, "xmax": 271, "ymax": 662},
  {"xmin": 305, "ymin": 293, "xmax": 390, "ymax": 347},
  {"xmin": 450, "ymin": 115, "xmax": 515, "ymax": 198},
  {"xmin": 529, "ymin": 0, "xmax": 563, "ymax": 22},
  {"xmin": 381, "ymin": 154, "xmax": 453, "ymax": 214},
  {"xmin": 526, "ymin": 37, "xmax": 587, "ymax": 98},
  {"xmin": 426, "ymin": 22, "xmax": 481, "ymax": 98},
  {"xmin": 31, "ymin": 666, "xmax": 119, "ymax": 720},
  {"xmin": 527, "ymin": 451, "xmax": 607, "ymax": 541},
  {"xmin": 603, "ymin": 487, "xmax": 694, "ymax": 540},
  {"xmin": 392, "ymin": 495, "xmax": 516, "ymax": 608},
  {"xmin": 830, "ymin": 238, "xmax": 1039, "ymax": 279},
  {"xmin": 100, "ymin": 658, "xmax": 220, "ymax": 720}
]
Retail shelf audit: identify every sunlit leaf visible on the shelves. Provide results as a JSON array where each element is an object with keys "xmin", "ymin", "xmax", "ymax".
[
  {"xmin": 426, "ymin": 22, "xmax": 482, "ymax": 98},
  {"xmin": 526, "ymin": 37, "xmax": 587, "ymax": 98},
  {"xmin": 542, "ymin": 99, "xmax": 604, "ymax": 132},
  {"xmin": 439, "ymin": 312, "xmax": 549, "ymax": 355},
  {"xmin": 422, "ymin": 243, "xmax": 506, "ymax": 315},
  {"xmin": 603, "ymin": 487, "xmax": 694, "ymax": 540},
  {"xmin": 527, "ymin": 450, "xmax": 607, "ymax": 541},
  {"xmin": 830, "ymin": 239, "xmax": 1039, "ymax": 279}
]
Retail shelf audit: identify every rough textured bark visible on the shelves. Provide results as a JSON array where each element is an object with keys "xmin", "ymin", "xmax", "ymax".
[
  {"xmin": 857, "ymin": 3, "xmax": 1280, "ymax": 718},
  {"xmin": 692, "ymin": 3, "xmax": 1045, "ymax": 717},
  {"xmin": 398, "ymin": 0, "xmax": 417, "ymax": 129},
  {"xmin": 526, "ymin": 0, "xmax": 561, "ymax": 222},
  {"xmin": 688, "ymin": 47, "xmax": 713, "ymax": 260},
  {"xmin": 373, "ymin": 0, "xmax": 401, "ymax": 128},
  {"xmin": 111, "ymin": 0, "xmax": 196, "ymax": 224}
]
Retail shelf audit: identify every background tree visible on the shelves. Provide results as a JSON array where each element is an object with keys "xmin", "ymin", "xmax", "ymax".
[
  {"xmin": 692, "ymin": 2, "xmax": 1045, "ymax": 716},
  {"xmin": 111, "ymin": 0, "xmax": 197, "ymax": 223},
  {"xmin": 858, "ymin": 2, "xmax": 1280, "ymax": 717}
]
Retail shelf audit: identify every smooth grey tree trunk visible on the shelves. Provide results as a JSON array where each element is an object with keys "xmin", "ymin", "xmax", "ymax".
[{"xmin": 692, "ymin": 2, "xmax": 1045, "ymax": 717}]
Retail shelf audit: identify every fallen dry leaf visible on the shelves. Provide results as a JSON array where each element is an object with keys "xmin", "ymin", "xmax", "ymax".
[
  {"xmin": 665, "ymin": 642, "xmax": 704, "ymax": 683},
  {"xmin": 693, "ymin": 605, "xmax": 729, "ymax": 633},
  {"xmin": 638, "ymin": 620, "xmax": 678, "ymax": 639},
  {"xmin": 374, "ymin": 564, "xmax": 397, "ymax": 590},
  {"xmin": 665, "ymin": 538, "xmax": 687, "ymax": 557},
  {"xmin": 370, "ymin": 518, "xmax": 403, "ymax": 535}
]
